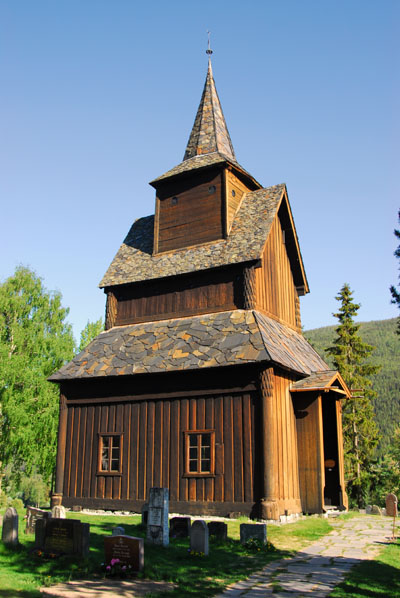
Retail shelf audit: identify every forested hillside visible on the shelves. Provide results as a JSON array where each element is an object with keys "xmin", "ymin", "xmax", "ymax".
[{"xmin": 305, "ymin": 318, "xmax": 399, "ymax": 453}]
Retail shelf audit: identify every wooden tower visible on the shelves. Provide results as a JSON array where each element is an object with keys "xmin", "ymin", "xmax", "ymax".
[{"xmin": 50, "ymin": 59, "xmax": 349, "ymax": 519}]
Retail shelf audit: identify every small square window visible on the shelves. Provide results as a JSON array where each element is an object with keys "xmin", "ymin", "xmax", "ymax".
[
  {"xmin": 184, "ymin": 430, "xmax": 215, "ymax": 476},
  {"xmin": 98, "ymin": 433, "xmax": 122, "ymax": 474}
]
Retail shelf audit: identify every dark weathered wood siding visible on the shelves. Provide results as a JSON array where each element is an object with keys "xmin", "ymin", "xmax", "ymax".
[
  {"xmin": 154, "ymin": 170, "xmax": 224, "ymax": 253},
  {"xmin": 111, "ymin": 267, "xmax": 244, "ymax": 327},
  {"xmin": 61, "ymin": 387, "xmax": 262, "ymax": 513}
]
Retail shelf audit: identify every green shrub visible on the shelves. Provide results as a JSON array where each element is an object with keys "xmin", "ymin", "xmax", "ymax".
[{"xmin": 10, "ymin": 498, "xmax": 24, "ymax": 511}]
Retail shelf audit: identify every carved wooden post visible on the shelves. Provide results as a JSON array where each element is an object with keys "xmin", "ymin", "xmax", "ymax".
[
  {"xmin": 259, "ymin": 367, "xmax": 280, "ymax": 520},
  {"xmin": 244, "ymin": 267, "xmax": 256, "ymax": 310},
  {"xmin": 51, "ymin": 392, "xmax": 68, "ymax": 508},
  {"xmin": 105, "ymin": 291, "xmax": 117, "ymax": 330}
]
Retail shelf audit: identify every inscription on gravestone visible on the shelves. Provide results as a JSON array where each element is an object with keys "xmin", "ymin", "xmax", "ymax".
[
  {"xmin": 207, "ymin": 521, "xmax": 227, "ymax": 541},
  {"xmin": 147, "ymin": 487, "xmax": 169, "ymax": 547},
  {"xmin": 104, "ymin": 535, "xmax": 144, "ymax": 572},
  {"xmin": 2, "ymin": 507, "xmax": 19, "ymax": 546},
  {"xmin": 190, "ymin": 520, "xmax": 209, "ymax": 555},
  {"xmin": 35, "ymin": 518, "xmax": 89, "ymax": 557}
]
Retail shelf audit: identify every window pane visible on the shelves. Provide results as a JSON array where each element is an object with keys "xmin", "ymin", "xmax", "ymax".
[
  {"xmin": 189, "ymin": 434, "xmax": 198, "ymax": 447},
  {"xmin": 202, "ymin": 434, "xmax": 211, "ymax": 447},
  {"xmin": 189, "ymin": 460, "xmax": 197, "ymax": 472},
  {"xmin": 189, "ymin": 447, "xmax": 198, "ymax": 460},
  {"xmin": 201, "ymin": 459, "xmax": 210, "ymax": 472},
  {"xmin": 111, "ymin": 459, "xmax": 119, "ymax": 471},
  {"xmin": 113, "ymin": 436, "xmax": 120, "ymax": 448},
  {"xmin": 201, "ymin": 446, "xmax": 210, "ymax": 460}
]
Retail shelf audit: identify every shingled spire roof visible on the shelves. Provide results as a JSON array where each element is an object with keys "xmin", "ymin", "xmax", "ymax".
[{"xmin": 183, "ymin": 60, "xmax": 236, "ymax": 162}]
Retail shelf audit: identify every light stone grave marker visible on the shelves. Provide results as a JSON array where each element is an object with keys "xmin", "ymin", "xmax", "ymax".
[
  {"xmin": 112, "ymin": 526, "xmax": 125, "ymax": 536},
  {"xmin": 386, "ymin": 493, "xmax": 398, "ymax": 518},
  {"xmin": 51, "ymin": 505, "xmax": 66, "ymax": 519},
  {"xmin": 146, "ymin": 487, "xmax": 169, "ymax": 546},
  {"xmin": 240, "ymin": 522, "xmax": 267, "ymax": 544},
  {"xmin": 2, "ymin": 507, "xmax": 19, "ymax": 546},
  {"xmin": 25, "ymin": 506, "xmax": 51, "ymax": 534},
  {"xmin": 190, "ymin": 519, "xmax": 209, "ymax": 555}
]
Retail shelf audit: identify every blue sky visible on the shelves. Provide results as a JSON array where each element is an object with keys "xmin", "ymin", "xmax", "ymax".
[{"xmin": 1, "ymin": 0, "xmax": 399, "ymax": 342}]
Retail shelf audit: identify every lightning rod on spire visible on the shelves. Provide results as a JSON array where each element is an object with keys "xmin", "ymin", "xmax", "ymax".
[{"xmin": 206, "ymin": 30, "xmax": 213, "ymax": 56}]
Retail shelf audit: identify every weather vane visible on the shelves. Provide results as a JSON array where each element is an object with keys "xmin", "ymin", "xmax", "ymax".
[{"xmin": 206, "ymin": 30, "xmax": 213, "ymax": 56}]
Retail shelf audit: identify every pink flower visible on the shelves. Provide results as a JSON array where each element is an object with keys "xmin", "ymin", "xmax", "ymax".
[
  {"xmin": 122, "ymin": 565, "xmax": 127, "ymax": 571},
  {"xmin": 106, "ymin": 565, "xmax": 111, "ymax": 571},
  {"xmin": 110, "ymin": 558, "xmax": 120, "ymax": 566}
]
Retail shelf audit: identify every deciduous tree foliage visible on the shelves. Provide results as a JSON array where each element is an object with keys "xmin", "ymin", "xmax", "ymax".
[
  {"xmin": 0, "ymin": 267, "xmax": 75, "ymax": 487},
  {"xmin": 390, "ymin": 209, "xmax": 400, "ymax": 334},
  {"xmin": 326, "ymin": 283, "xmax": 380, "ymax": 507},
  {"xmin": 78, "ymin": 318, "xmax": 104, "ymax": 353}
]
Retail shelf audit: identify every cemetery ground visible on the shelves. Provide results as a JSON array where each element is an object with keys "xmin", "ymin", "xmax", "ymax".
[{"xmin": 0, "ymin": 510, "xmax": 399, "ymax": 598}]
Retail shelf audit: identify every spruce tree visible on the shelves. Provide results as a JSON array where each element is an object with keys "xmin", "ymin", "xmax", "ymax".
[
  {"xmin": 326, "ymin": 283, "xmax": 380, "ymax": 507},
  {"xmin": 390, "ymin": 209, "xmax": 400, "ymax": 334}
]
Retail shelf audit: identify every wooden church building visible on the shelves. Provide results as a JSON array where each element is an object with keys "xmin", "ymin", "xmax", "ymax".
[{"xmin": 50, "ymin": 58, "xmax": 350, "ymax": 520}]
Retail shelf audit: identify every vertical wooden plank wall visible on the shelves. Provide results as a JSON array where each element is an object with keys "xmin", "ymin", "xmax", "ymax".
[
  {"xmin": 63, "ymin": 392, "xmax": 258, "ymax": 505},
  {"xmin": 255, "ymin": 216, "xmax": 299, "ymax": 330}
]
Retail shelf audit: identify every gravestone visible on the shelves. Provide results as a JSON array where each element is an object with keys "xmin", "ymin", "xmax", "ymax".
[
  {"xmin": 51, "ymin": 505, "xmax": 66, "ymax": 519},
  {"xmin": 370, "ymin": 505, "xmax": 382, "ymax": 515},
  {"xmin": 146, "ymin": 487, "xmax": 169, "ymax": 546},
  {"xmin": 25, "ymin": 506, "xmax": 51, "ymax": 534},
  {"xmin": 35, "ymin": 518, "xmax": 89, "ymax": 557},
  {"xmin": 207, "ymin": 521, "xmax": 228, "ymax": 541},
  {"xmin": 190, "ymin": 519, "xmax": 209, "ymax": 555},
  {"xmin": 2, "ymin": 507, "xmax": 19, "ymax": 546},
  {"xmin": 386, "ymin": 493, "xmax": 398, "ymax": 518},
  {"xmin": 112, "ymin": 526, "xmax": 125, "ymax": 536},
  {"xmin": 104, "ymin": 535, "xmax": 144, "ymax": 572},
  {"xmin": 240, "ymin": 523, "xmax": 267, "ymax": 544},
  {"xmin": 141, "ymin": 503, "xmax": 149, "ymax": 525},
  {"xmin": 170, "ymin": 516, "xmax": 191, "ymax": 538}
]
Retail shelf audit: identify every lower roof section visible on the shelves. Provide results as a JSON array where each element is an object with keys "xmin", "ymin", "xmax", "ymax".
[{"xmin": 49, "ymin": 309, "xmax": 329, "ymax": 382}]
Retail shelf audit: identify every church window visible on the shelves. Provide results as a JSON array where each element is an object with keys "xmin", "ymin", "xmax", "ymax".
[
  {"xmin": 184, "ymin": 430, "xmax": 215, "ymax": 476},
  {"xmin": 98, "ymin": 434, "xmax": 122, "ymax": 474}
]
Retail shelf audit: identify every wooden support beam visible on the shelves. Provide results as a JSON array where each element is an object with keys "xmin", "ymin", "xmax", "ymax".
[
  {"xmin": 51, "ymin": 393, "xmax": 68, "ymax": 507},
  {"xmin": 259, "ymin": 367, "xmax": 280, "ymax": 520}
]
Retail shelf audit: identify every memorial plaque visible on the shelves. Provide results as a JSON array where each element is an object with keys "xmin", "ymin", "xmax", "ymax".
[
  {"xmin": 104, "ymin": 535, "xmax": 144, "ymax": 572},
  {"xmin": 35, "ymin": 518, "xmax": 89, "ymax": 557},
  {"xmin": 386, "ymin": 493, "xmax": 398, "ymax": 518},
  {"xmin": 146, "ymin": 487, "xmax": 169, "ymax": 546}
]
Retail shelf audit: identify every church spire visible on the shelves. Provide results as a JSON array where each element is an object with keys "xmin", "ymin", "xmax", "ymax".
[{"xmin": 183, "ymin": 56, "xmax": 236, "ymax": 162}]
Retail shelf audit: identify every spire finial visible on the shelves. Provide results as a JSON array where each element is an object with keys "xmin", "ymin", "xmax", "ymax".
[{"xmin": 206, "ymin": 30, "xmax": 213, "ymax": 57}]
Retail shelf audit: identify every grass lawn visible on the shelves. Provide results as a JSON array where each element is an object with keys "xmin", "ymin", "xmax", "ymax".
[
  {"xmin": 330, "ymin": 535, "xmax": 400, "ymax": 598},
  {"xmin": 0, "ymin": 510, "xmax": 332, "ymax": 597}
]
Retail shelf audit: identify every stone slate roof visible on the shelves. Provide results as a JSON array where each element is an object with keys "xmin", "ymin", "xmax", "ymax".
[
  {"xmin": 49, "ymin": 309, "xmax": 329, "ymax": 382},
  {"xmin": 150, "ymin": 151, "xmax": 258, "ymax": 187},
  {"xmin": 291, "ymin": 371, "xmax": 351, "ymax": 396},
  {"xmin": 100, "ymin": 184, "xmax": 285, "ymax": 288},
  {"xmin": 183, "ymin": 60, "xmax": 236, "ymax": 162}
]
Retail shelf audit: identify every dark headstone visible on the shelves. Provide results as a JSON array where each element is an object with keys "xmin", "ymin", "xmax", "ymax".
[
  {"xmin": 147, "ymin": 488, "xmax": 169, "ymax": 546},
  {"xmin": 35, "ymin": 518, "xmax": 89, "ymax": 557},
  {"xmin": 104, "ymin": 535, "xmax": 144, "ymax": 572},
  {"xmin": 240, "ymin": 523, "xmax": 267, "ymax": 544},
  {"xmin": 190, "ymin": 519, "xmax": 209, "ymax": 555},
  {"xmin": 170, "ymin": 516, "xmax": 191, "ymax": 538},
  {"xmin": 386, "ymin": 493, "xmax": 398, "ymax": 518},
  {"xmin": 141, "ymin": 503, "xmax": 149, "ymax": 525},
  {"xmin": 2, "ymin": 507, "xmax": 19, "ymax": 546},
  {"xmin": 112, "ymin": 526, "xmax": 125, "ymax": 536},
  {"xmin": 25, "ymin": 506, "xmax": 51, "ymax": 534},
  {"xmin": 207, "ymin": 521, "xmax": 228, "ymax": 541}
]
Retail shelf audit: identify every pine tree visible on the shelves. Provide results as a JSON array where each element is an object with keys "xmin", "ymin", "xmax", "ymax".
[
  {"xmin": 390, "ymin": 209, "xmax": 400, "ymax": 334},
  {"xmin": 326, "ymin": 283, "xmax": 380, "ymax": 507}
]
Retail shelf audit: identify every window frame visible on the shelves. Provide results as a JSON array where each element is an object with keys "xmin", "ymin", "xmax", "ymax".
[
  {"xmin": 183, "ymin": 429, "xmax": 215, "ymax": 478},
  {"xmin": 97, "ymin": 432, "xmax": 123, "ymax": 476}
]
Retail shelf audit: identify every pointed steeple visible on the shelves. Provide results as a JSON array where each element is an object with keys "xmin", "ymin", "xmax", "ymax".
[{"xmin": 183, "ymin": 60, "xmax": 236, "ymax": 162}]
